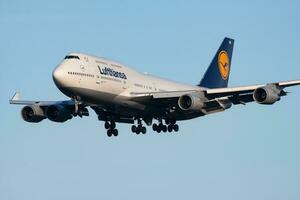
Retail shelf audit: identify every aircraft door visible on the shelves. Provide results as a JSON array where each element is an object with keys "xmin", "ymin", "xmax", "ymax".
[{"xmin": 78, "ymin": 64, "xmax": 85, "ymax": 85}]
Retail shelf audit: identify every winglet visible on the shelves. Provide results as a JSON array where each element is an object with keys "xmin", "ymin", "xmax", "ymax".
[{"xmin": 10, "ymin": 92, "xmax": 21, "ymax": 104}]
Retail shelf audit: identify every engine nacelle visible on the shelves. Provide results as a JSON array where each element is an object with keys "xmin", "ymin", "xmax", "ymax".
[
  {"xmin": 46, "ymin": 104, "xmax": 72, "ymax": 122},
  {"xmin": 21, "ymin": 105, "xmax": 46, "ymax": 123},
  {"xmin": 253, "ymin": 85, "xmax": 281, "ymax": 105},
  {"xmin": 178, "ymin": 94, "xmax": 205, "ymax": 111}
]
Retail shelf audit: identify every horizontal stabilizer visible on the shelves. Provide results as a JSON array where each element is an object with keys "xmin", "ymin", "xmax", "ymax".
[{"xmin": 11, "ymin": 92, "xmax": 21, "ymax": 101}]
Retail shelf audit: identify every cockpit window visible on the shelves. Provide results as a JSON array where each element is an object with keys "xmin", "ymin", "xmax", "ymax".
[{"xmin": 64, "ymin": 55, "xmax": 80, "ymax": 60}]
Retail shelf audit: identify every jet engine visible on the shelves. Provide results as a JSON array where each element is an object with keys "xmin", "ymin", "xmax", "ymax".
[
  {"xmin": 178, "ymin": 93, "xmax": 205, "ymax": 111},
  {"xmin": 21, "ymin": 105, "xmax": 46, "ymax": 123},
  {"xmin": 253, "ymin": 85, "xmax": 281, "ymax": 105},
  {"xmin": 46, "ymin": 104, "xmax": 72, "ymax": 122}
]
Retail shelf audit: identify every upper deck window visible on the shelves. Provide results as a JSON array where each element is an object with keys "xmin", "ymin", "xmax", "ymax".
[{"xmin": 64, "ymin": 55, "xmax": 80, "ymax": 60}]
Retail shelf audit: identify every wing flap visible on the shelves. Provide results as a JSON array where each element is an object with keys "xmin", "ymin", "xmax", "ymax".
[{"xmin": 130, "ymin": 90, "xmax": 198, "ymax": 99}]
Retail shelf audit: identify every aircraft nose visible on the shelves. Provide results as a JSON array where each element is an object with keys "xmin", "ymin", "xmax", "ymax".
[{"xmin": 52, "ymin": 65, "xmax": 65, "ymax": 87}]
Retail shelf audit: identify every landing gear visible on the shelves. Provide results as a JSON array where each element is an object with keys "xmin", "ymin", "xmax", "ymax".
[
  {"xmin": 131, "ymin": 119, "xmax": 147, "ymax": 135},
  {"xmin": 104, "ymin": 121, "xmax": 118, "ymax": 137},
  {"xmin": 152, "ymin": 119, "xmax": 179, "ymax": 133},
  {"xmin": 101, "ymin": 116, "xmax": 179, "ymax": 137},
  {"xmin": 167, "ymin": 124, "xmax": 179, "ymax": 132},
  {"xmin": 152, "ymin": 123, "xmax": 167, "ymax": 132},
  {"xmin": 167, "ymin": 125, "xmax": 173, "ymax": 132},
  {"xmin": 160, "ymin": 123, "xmax": 167, "ymax": 132},
  {"xmin": 173, "ymin": 124, "xmax": 179, "ymax": 132},
  {"xmin": 106, "ymin": 128, "xmax": 118, "ymax": 137}
]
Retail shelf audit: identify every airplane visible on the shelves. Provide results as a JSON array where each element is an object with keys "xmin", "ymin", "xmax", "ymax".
[{"xmin": 10, "ymin": 37, "xmax": 300, "ymax": 137}]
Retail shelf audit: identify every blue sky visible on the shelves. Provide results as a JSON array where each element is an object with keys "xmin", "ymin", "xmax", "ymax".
[{"xmin": 1, "ymin": 0, "xmax": 300, "ymax": 199}]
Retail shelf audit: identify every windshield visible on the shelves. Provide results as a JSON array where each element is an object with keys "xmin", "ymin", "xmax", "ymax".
[{"xmin": 64, "ymin": 55, "xmax": 80, "ymax": 60}]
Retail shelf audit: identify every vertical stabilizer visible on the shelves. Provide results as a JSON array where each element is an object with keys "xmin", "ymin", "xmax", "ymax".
[{"xmin": 199, "ymin": 37, "xmax": 234, "ymax": 88}]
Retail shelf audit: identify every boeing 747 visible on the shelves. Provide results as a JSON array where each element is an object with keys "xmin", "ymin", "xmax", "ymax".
[{"xmin": 10, "ymin": 38, "xmax": 300, "ymax": 137}]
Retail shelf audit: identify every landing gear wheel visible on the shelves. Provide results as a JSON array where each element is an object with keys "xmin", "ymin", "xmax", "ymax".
[
  {"xmin": 162, "ymin": 125, "xmax": 167, "ymax": 132},
  {"xmin": 158, "ymin": 123, "xmax": 164, "ymax": 130},
  {"xmin": 141, "ymin": 126, "xmax": 146, "ymax": 134},
  {"xmin": 173, "ymin": 124, "xmax": 179, "ymax": 132},
  {"xmin": 112, "ymin": 129, "xmax": 118, "ymax": 136},
  {"xmin": 152, "ymin": 124, "xmax": 158, "ymax": 131},
  {"xmin": 167, "ymin": 125, "xmax": 173, "ymax": 132},
  {"xmin": 131, "ymin": 125, "xmax": 137, "ymax": 133},
  {"xmin": 107, "ymin": 129, "xmax": 113, "ymax": 137},
  {"xmin": 138, "ymin": 125, "xmax": 142, "ymax": 131}
]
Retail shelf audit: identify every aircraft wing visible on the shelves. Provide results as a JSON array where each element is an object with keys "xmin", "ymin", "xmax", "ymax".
[
  {"xmin": 9, "ymin": 92, "xmax": 74, "ymax": 106},
  {"xmin": 205, "ymin": 80, "xmax": 300, "ymax": 99},
  {"xmin": 130, "ymin": 80, "xmax": 300, "ymax": 106}
]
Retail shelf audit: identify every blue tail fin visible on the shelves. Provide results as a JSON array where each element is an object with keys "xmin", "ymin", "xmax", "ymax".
[{"xmin": 199, "ymin": 37, "xmax": 234, "ymax": 88}]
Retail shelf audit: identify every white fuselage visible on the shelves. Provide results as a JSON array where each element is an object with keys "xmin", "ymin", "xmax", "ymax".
[{"xmin": 53, "ymin": 53, "xmax": 203, "ymax": 115}]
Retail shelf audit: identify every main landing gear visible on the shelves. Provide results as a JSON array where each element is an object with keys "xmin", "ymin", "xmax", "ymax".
[
  {"xmin": 102, "ymin": 118, "xmax": 179, "ymax": 137},
  {"xmin": 131, "ymin": 119, "xmax": 147, "ymax": 135},
  {"xmin": 152, "ymin": 119, "xmax": 179, "ymax": 133},
  {"xmin": 104, "ymin": 121, "xmax": 118, "ymax": 137}
]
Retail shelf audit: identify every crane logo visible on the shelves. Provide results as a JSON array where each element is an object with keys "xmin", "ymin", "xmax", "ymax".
[{"xmin": 218, "ymin": 50, "xmax": 230, "ymax": 80}]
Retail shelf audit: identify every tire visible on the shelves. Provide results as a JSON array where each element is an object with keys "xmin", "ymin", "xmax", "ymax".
[
  {"xmin": 136, "ymin": 130, "xmax": 140, "ymax": 135},
  {"xmin": 107, "ymin": 129, "xmax": 112, "ymax": 137},
  {"xmin": 131, "ymin": 125, "xmax": 137, "ymax": 133},
  {"xmin": 158, "ymin": 123, "xmax": 164, "ymax": 130},
  {"xmin": 162, "ymin": 125, "xmax": 167, "ymax": 132},
  {"xmin": 167, "ymin": 125, "xmax": 173, "ymax": 132},
  {"xmin": 138, "ymin": 125, "xmax": 142, "ymax": 131},
  {"xmin": 152, "ymin": 124, "xmax": 158, "ymax": 131},
  {"xmin": 141, "ymin": 126, "xmax": 146, "ymax": 134},
  {"xmin": 173, "ymin": 124, "xmax": 179, "ymax": 132},
  {"xmin": 113, "ymin": 129, "xmax": 118, "ymax": 136},
  {"xmin": 104, "ymin": 121, "xmax": 110, "ymax": 129}
]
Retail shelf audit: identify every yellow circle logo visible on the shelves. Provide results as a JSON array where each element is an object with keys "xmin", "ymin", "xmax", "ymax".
[{"xmin": 218, "ymin": 51, "xmax": 230, "ymax": 80}]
